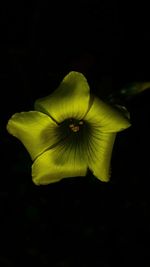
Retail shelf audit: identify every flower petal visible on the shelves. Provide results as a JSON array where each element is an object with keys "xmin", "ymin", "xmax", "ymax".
[
  {"xmin": 34, "ymin": 71, "xmax": 90, "ymax": 123},
  {"xmin": 87, "ymin": 130, "xmax": 116, "ymax": 182},
  {"xmin": 32, "ymin": 145, "xmax": 88, "ymax": 185},
  {"xmin": 84, "ymin": 97, "xmax": 131, "ymax": 132},
  {"xmin": 7, "ymin": 111, "xmax": 58, "ymax": 160}
]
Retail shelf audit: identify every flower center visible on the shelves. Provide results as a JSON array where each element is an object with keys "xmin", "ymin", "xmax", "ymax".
[
  {"xmin": 57, "ymin": 118, "xmax": 90, "ymax": 145},
  {"xmin": 69, "ymin": 119, "xmax": 84, "ymax": 132},
  {"xmin": 55, "ymin": 118, "xmax": 91, "ymax": 158}
]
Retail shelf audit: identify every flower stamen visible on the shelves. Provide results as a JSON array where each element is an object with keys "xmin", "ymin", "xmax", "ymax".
[{"xmin": 69, "ymin": 120, "xmax": 84, "ymax": 132}]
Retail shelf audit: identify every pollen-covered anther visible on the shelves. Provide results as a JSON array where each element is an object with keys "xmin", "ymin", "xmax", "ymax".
[
  {"xmin": 69, "ymin": 120, "xmax": 84, "ymax": 132},
  {"xmin": 69, "ymin": 124, "xmax": 80, "ymax": 132}
]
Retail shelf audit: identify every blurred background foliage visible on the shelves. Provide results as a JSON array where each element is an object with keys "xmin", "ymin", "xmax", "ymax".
[{"xmin": 1, "ymin": 1, "xmax": 150, "ymax": 266}]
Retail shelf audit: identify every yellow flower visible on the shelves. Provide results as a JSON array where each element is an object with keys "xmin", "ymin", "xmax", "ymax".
[{"xmin": 7, "ymin": 72, "xmax": 131, "ymax": 185}]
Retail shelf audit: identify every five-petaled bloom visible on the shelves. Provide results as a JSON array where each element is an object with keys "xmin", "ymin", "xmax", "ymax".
[{"xmin": 7, "ymin": 72, "xmax": 131, "ymax": 185}]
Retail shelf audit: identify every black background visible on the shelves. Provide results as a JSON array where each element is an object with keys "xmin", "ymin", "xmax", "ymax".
[{"xmin": 1, "ymin": 1, "xmax": 150, "ymax": 266}]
